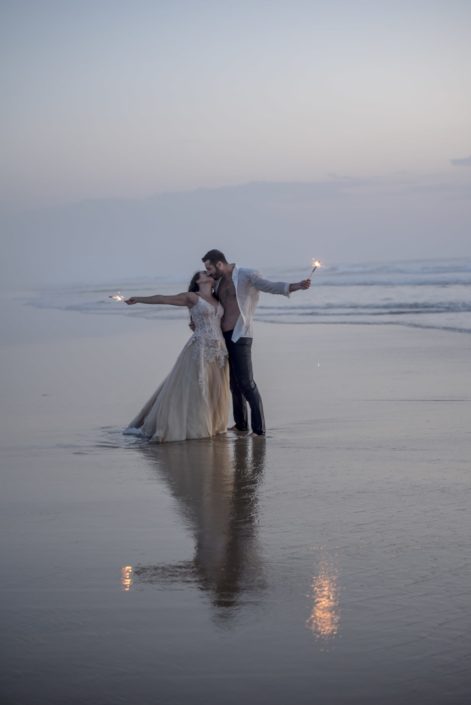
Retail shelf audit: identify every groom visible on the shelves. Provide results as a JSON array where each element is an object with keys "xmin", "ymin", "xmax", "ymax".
[{"xmin": 202, "ymin": 249, "xmax": 311, "ymax": 436}]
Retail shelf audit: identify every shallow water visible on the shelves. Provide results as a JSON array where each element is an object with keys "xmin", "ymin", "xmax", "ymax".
[
  {"xmin": 1, "ymin": 298, "xmax": 470, "ymax": 704},
  {"xmin": 2, "ymin": 424, "xmax": 470, "ymax": 705},
  {"xmin": 27, "ymin": 256, "xmax": 471, "ymax": 335}
]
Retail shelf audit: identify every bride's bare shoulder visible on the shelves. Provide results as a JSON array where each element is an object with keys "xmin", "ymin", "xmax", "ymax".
[{"xmin": 186, "ymin": 292, "xmax": 200, "ymax": 307}]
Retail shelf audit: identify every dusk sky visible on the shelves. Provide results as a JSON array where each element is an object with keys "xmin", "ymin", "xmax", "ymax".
[{"xmin": 1, "ymin": 0, "xmax": 470, "ymax": 283}]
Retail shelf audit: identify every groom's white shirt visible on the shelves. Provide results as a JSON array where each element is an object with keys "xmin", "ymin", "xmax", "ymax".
[{"xmin": 227, "ymin": 266, "xmax": 290, "ymax": 342}]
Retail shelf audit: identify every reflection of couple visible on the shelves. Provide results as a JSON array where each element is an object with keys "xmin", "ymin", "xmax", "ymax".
[
  {"xmin": 124, "ymin": 249, "xmax": 310, "ymax": 442},
  {"xmin": 134, "ymin": 437, "xmax": 266, "ymax": 613}
]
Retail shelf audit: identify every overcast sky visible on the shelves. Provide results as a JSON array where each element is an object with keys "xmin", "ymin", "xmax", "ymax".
[
  {"xmin": 1, "ymin": 0, "xmax": 470, "ymax": 283},
  {"xmin": 2, "ymin": 0, "xmax": 470, "ymax": 206}
]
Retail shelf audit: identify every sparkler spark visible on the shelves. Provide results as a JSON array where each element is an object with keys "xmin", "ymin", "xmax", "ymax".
[
  {"xmin": 109, "ymin": 292, "xmax": 126, "ymax": 302},
  {"xmin": 310, "ymin": 259, "xmax": 322, "ymax": 276}
]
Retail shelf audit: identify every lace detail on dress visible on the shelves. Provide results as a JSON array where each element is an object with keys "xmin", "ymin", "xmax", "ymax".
[{"xmin": 186, "ymin": 297, "xmax": 227, "ymax": 389}]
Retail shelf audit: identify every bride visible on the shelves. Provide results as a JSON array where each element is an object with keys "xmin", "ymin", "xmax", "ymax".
[{"xmin": 123, "ymin": 271, "xmax": 229, "ymax": 442}]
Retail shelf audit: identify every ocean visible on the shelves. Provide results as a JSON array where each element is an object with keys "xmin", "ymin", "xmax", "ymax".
[{"xmin": 27, "ymin": 257, "xmax": 471, "ymax": 335}]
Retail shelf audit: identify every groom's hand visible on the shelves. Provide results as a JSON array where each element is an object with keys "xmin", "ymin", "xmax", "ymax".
[
  {"xmin": 125, "ymin": 297, "xmax": 138, "ymax": 305},
  {"xmin": 289, "ymin": 279, "xmax": 311, "ymax": 292}
]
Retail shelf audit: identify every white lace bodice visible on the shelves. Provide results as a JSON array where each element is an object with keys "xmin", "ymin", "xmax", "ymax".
[{"xmin": 187, "ymin": 296, "xmax": 227, "ymax": 374}]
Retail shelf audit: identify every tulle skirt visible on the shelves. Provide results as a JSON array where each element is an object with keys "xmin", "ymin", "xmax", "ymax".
[{"xmin": 124, "ymin": 340, "xmax": 229, "ymax": 443}]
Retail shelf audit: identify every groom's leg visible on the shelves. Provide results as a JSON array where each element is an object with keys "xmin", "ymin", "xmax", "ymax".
[
  {"xmin": 230, "ymin": 337, "xmax": 265, "ymax": 436},
  {"xmin": 223, "ymin": 331, "xmax": 249, "ymax": 431}
]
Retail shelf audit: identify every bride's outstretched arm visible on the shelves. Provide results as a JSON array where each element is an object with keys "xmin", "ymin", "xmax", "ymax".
[{"xmin": 125, "ymin": 292, "xmax": 197, "ymax": 307}]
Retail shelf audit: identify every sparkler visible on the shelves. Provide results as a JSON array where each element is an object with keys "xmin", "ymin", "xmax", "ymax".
[
  {"xmin": 109, "ymin": 292, "xmax": 126, "ymax": 302},
  {"xmin": 310, "ymin": 258, "xmax": 322, "ymax": 277}
]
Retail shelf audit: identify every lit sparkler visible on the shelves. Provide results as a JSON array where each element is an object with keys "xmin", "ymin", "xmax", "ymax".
[
  {"xmin": 109, "ymin": 292, "xmax": 126, "ymax": 302},
  {"xmin": 310, "ymin": 258, "xmax": 322, "ymax": 277}
]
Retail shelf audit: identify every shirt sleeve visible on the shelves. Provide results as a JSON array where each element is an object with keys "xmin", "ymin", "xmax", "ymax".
[{"xmin": 248, "ymin": 270, "xmax": 290, "ymax": 297}]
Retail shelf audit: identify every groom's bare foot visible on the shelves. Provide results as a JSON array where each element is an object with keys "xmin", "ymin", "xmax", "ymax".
[
  {"xmin": 247, "ymin": 432, "xmax": 266, "ymax": 438},
  {"xmin": 228, "ymin": 425, "xmax": 249, "ymax": 434}
]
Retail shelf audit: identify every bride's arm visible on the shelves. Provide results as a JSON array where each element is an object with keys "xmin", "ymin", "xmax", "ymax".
[{"xmin": 126, "ymin": 292, "xmax": 198, "ymax": 307}]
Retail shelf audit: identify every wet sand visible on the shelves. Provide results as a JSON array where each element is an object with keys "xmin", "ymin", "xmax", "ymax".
[{"xmin": 1, "ymin": 297, "xmax": 470, "ymax": 704}]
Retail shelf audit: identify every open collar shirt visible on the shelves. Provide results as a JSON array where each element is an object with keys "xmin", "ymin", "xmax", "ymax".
[{"xmin": 221, "ymin": 265, "xmax": 290, "ymax": 342}]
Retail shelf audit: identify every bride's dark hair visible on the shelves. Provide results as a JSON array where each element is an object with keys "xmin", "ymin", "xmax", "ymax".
[
  {"xmin": 188, "ymin": 271, "xmax": 219, "ymax": 300},
  {"xmin": 188, "ymin": 271, "xmax": 202, "ymax": 293}
]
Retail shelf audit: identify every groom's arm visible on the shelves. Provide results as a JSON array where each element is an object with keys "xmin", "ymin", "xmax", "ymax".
[{"xmin": 248, "ymin": 271, "xmax": 311, "ymax": 296}]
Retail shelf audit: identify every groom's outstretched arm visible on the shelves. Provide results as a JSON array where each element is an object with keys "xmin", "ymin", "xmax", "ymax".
[{"xmin": 249, "ymin": 271, "xmax": 311, "ymax": 296}]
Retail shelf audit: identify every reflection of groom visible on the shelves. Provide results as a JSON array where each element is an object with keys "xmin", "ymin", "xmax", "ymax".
[{"xmin": 202, "ymin": 249, "xmax": 311, "ymax": 436}]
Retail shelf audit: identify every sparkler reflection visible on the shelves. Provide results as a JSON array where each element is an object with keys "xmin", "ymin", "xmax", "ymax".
[
  {"xmin": 306, "ymin": 559, "xmax": 340, "ymax": 639},
  {"xmin": 121, "ymin": 565, "xmax": 134, "ymax": 592}
]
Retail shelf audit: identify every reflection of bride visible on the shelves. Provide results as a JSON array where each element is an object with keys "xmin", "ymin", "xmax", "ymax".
[
  {"xmin": 124, "ymin": 271, "xmax": 229, "ymax": 442},
  {"xmin": 134, "ymin": 437, "xmax": 266, "ymax": 614}
]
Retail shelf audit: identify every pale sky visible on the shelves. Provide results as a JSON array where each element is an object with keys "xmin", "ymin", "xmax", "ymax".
[
  {"xmin": 2, "ymin": 0, "xmax": 471, "ymax": 207},
  {"xmin": 1, "ymin": 0, "xmax": 471, "ymax": 287}
]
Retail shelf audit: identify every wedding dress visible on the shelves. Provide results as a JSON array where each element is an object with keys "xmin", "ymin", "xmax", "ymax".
[{"xmin": 124, "ymin": 296, "xmax": 229, "ymax": 442}]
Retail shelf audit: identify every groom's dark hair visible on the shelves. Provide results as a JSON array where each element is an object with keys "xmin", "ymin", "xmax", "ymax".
[{"xmin": 202, "ymin": 249, "xmax": 228, "ymax": 265}]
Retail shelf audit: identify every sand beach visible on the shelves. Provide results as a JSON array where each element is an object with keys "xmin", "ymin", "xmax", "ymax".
[{"xmin": 1, "ymin": 294, "xmax": 470, "ymax": 704}]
